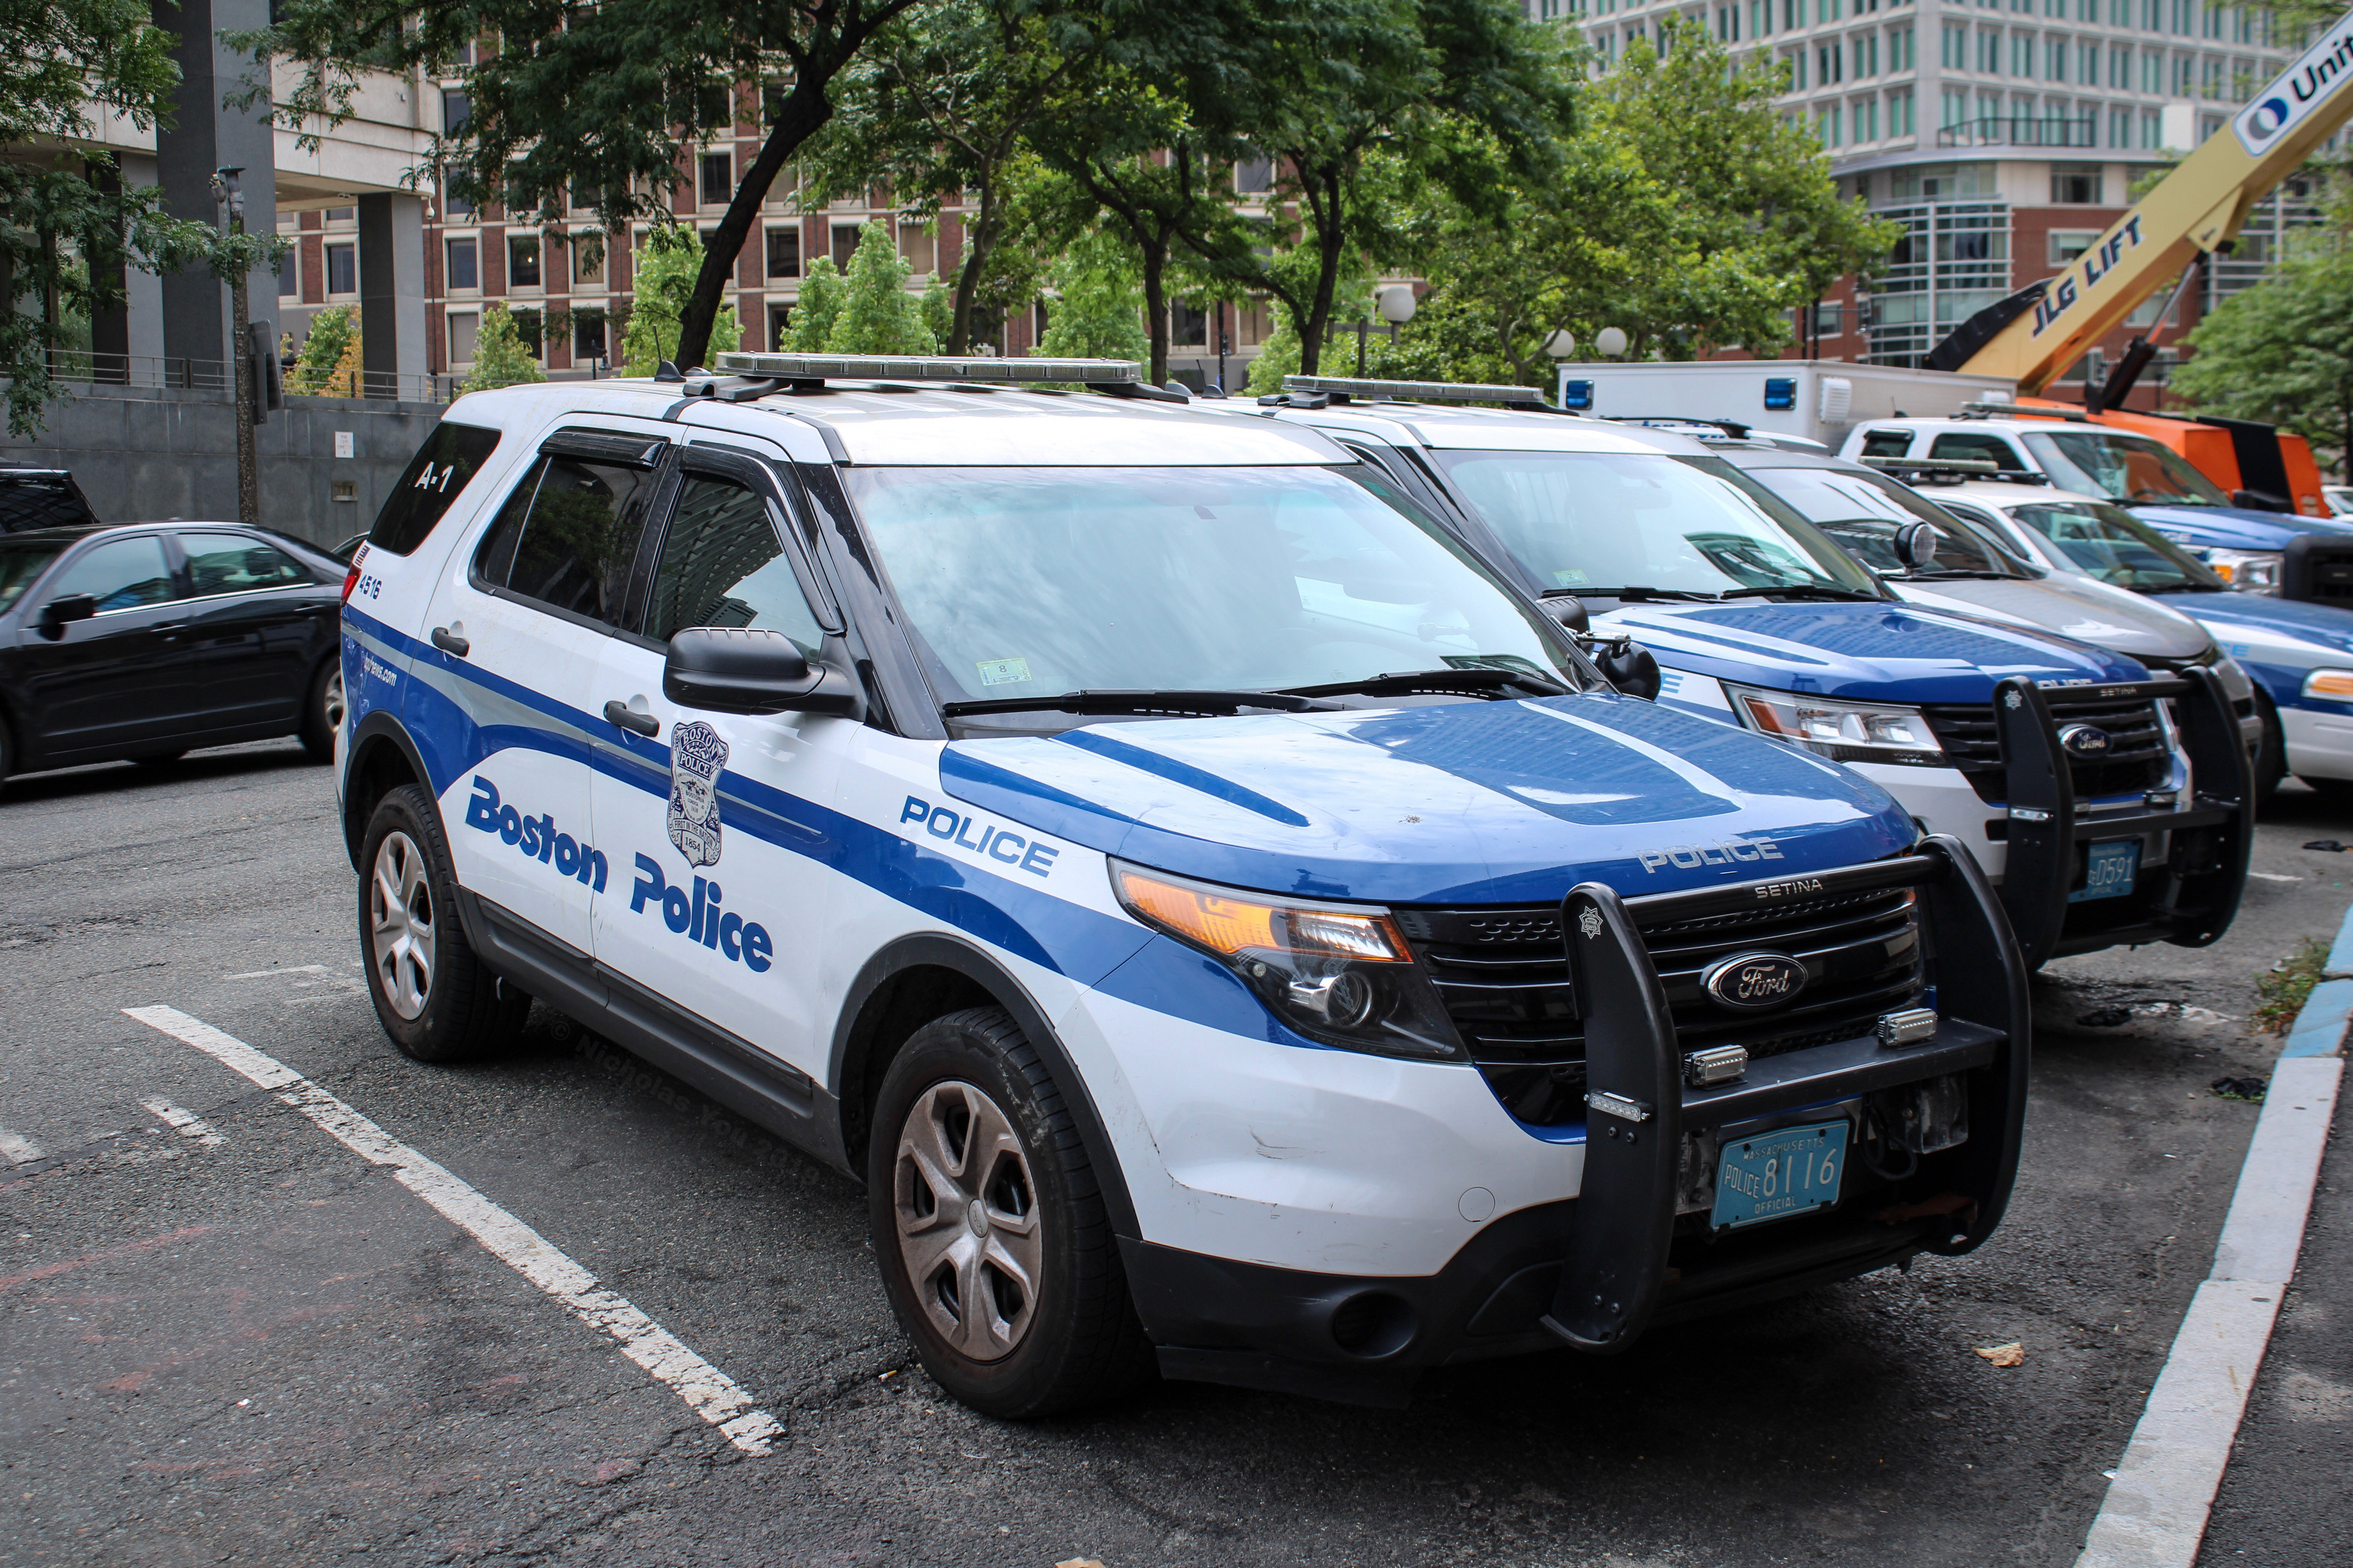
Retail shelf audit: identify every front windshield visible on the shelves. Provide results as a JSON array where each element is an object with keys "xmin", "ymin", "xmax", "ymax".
[
  {"xmin": 2003, "ymin": 498, "xmax": 2227, "ymax": 592},
  {"xmin": 1433, "ymin": 449, "xmax": 1881, "ymax": 597},
  {"xmin": 1741, "ymin": 465, "xmax": 2026, "ymax": 577},
  {"xmin": 2023, "ymin": 429, "xmax": 2230, "ymax": 508},
  {"xmin": 843, "ymin": 464, "xmax": 1583, "ymax": 708},
  {"xmin": 0, "ymin": 538, "xmax": 67, "ymax": 615}
]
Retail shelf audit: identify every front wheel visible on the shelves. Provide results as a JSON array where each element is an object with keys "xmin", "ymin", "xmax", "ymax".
[
  {"xmin": 867, "ymin": 1007, "xmax": 1151, "ymax": 1418},
  {"xmin": 2251, "ymin": 689, "xmax": 2286, "ymax": 813},
  {"xmin": 358, "ymin": 783, "xmax": 526, "ymax": 1063}
]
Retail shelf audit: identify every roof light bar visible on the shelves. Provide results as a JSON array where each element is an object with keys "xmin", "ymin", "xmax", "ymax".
[
  {"xmin": 1279, "ymin": 374, "xmax": 1554, "ymax": 405},
  {"xmin": 713, "ymin": 352, "xmax": 1141, "ymax": 385}
]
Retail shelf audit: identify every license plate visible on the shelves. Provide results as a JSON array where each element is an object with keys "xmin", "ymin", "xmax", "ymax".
[
  {"xmin": 1711, "ymin": 1119, "xmax": 1848, "ymax": 1231},
  {"xmin": 2070, "ymin": 838, "xmax": 2141, "ymax": 903}
]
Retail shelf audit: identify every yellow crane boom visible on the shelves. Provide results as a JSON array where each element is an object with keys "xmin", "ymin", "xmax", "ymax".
[{"xmin": 1927, "ymin": 11, "xmax": 2353, "ymax": 393}]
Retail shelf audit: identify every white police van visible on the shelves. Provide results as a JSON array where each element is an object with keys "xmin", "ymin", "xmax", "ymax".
[{"xmin": 337, "ymin": 353, "xmax": 2030, "ymax": 1415}]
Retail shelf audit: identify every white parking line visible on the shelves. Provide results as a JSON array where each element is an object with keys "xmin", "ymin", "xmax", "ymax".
[
  {"xmin": 123, "ymin": 1005, "xmax": 784, "ymax": 1455},
  {"xmin": 140, "ymin": 1096, "xmax": 226, "ymax": 1148},
  {"xmin": 0, "ymin": 1128, "xmax": 42, "ymax": 1164}
]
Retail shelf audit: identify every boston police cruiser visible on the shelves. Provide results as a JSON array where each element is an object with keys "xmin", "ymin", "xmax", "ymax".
[{"xmin": 336, "ymin": 353, "xmax": 2030, "ymax": 1416}]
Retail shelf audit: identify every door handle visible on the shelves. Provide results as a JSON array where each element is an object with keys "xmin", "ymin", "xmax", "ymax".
[
  {"xmin": 604, "ymin": 700, "xmax": 660, "ymax": 737},
  {"xmin": 431, "ymin": 625, "xmax": 469, "ymax": 657}
]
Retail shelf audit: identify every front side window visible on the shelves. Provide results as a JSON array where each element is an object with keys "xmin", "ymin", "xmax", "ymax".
[
  {"xmin": 844, "ymin": 464, "xmax": 1580, "ymax": 709},
  {"xmin": 645, "ymin": 476, "xmax": 824, "ymax": 650},
  {"xmin": 1435, "ymin": 449, "xmax": 1880, "ymax": 597},
  {"xmin": 0, "ymin": 539, "xmax": 68, "ymax": 615},
  {"xmin": 182, "ymin": 533, "xmax": 310, "ymax": 595},
  {"xmin": 1742, "ymin": 465, "xmax": 2023, "ymax": 576},
  {"xmin": 475, "ymin": 453, "xmax": 658, "ymax": 627},
  {"xmin": 47, "ymin": 535, "xmax": 180, "ymax": 612},
  {"xmin": 2004, "ymin": 499, "xmax": 2224, "ymax": 590},
  {"xmin": 2023, "ymin": 428, "xmax": 2229, "ymax": 507}
]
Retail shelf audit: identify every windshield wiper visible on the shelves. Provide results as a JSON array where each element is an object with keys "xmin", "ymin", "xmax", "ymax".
[
  {"xmin": 1543, "ymin": 585, "xmax": 1719, "ymax": 603},
  {"xmin": 2143, "ymin": 582, "xmax": 2227, "ymax": 594},
  {"xmin": 1886, "ymin": 569, "xmax": 2023, "ymax": 580},
  {"xmin": 942, "ymin": 689, "xmax": 1345, "ymax": 719},
  {"xmin": 1712, "ymin": 584, "xmax": 1883, "ymax": 602},
  {"xmin": 1280, "ymin": 666, "xmax": 1571, "ymax": 701}
]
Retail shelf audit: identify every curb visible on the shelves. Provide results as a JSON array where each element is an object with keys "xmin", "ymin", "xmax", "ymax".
[{"xmin": 2073, "ymin": 906, "xmax": 2351, "ymax": 1568}]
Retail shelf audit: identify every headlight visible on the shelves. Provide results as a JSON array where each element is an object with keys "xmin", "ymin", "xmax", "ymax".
[
  {"xmin": 1724, "ymin": 683, "xmax": 1947, "ymax": 766},
  {"xmin": 1110, "ymin": 861, "xmax": 1464, "ymax": 1061},
  {"xmin": 2304, "ymin": 669, "xmax": 2353, "ymax": 702},
  {"xmin": 2202, "ymin": 549, "xmax": 2282, "ymax": 593}
]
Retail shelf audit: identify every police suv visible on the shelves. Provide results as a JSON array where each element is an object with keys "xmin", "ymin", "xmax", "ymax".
[{"xmin": 337, "ymin": 354, "xmax": 2030, "ymax": 1416}]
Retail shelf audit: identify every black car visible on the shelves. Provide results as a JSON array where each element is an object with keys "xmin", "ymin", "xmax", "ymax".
[
  {"xmin": 0, "ymin": 469, "xmax": 101, "ymax": 534},
  {"xmin": 0, "ymin": 522, "xmax": 346, "ymax": 780}
]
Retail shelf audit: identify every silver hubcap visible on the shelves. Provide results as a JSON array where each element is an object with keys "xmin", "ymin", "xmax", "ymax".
[
  {"xmin": 369, "ymin": 831, "xmax": 434, "ymax": 1020},
  {"xmin": 893, "ymin": 1080, "xmax": 1042, "ymax": 1361},
  {"xmin": 324, "ymin": 667, "xmax": 347, "ymax": 731}
]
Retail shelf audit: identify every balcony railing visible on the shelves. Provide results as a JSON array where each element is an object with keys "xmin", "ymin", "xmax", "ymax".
[
  {"xmin": 18, "ymin": 352, "xmax": 449, "ymax": 404},
  {"xmin": 1936, "ymin": 116, "xmax": 2099, "ymax": 149}
]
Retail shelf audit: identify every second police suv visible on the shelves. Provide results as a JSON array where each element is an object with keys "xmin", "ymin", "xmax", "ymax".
[{"xmin": 338, "ymin": 353, "xmax": 2035, "ymax": 1417}]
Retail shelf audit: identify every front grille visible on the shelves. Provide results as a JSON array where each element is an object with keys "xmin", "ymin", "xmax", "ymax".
[
  {"xmin": 1921, "ymin": 689, "xmax": 2170, "ymax": 805},
  {"xmin": 1395, "ymin": 885, "xmax": 1923, "ymax": 1126}
]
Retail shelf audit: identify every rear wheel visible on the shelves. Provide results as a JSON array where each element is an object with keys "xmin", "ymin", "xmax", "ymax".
[
  {"xmin": 2298, "ymin": 774, "xmax": 2353, "ymax": 802},
  {"xmin": 359, "ymin": 783, "xmax": 526, "ymax": 1063},
  {"xmin": 2251, "ymin": 690, "xmax": 2286, "ymax": 812},
  {"xmin": 867, "ymin": 1007, "xmax": 1151, "ymax": 1418},
  {"xmin": 300, "ymin": 658, "xmax": 344, "ymax": 762},
  {"xmin": 132, "ymin": 751, "xmax": 186, "ymax": 770}
]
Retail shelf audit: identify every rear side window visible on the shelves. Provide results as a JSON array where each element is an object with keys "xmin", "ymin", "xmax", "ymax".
[
  {"xmin": 472, "ymin": 453, "xmax": 658, "ymax": 628},
  {"xmin": 1857, "ymin": 429, "xmax": 1915, "ymax": 460},
  {"xmin": 181, "ymin": 532, "xmax": 309, "ymax": 595},
  {"xmin": 1926, "ymin": 432, "xmax": 2026, "ymax": 470},
  {"xmin": 368, "ymin": 422, "xmax": 503, "ymax": 555}
]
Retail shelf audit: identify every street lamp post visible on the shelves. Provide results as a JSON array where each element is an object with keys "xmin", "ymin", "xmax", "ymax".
[{"xmin": 213, "ymin": 167, "xmax": 259, "ymax": 528}]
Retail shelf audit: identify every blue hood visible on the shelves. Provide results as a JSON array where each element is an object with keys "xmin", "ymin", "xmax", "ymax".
[
  {"xmin": 2131, "ymin": 504, "xmax": 2353, "ymax": 552},
  {"xmin": 2177, "ymin": 592, "xmax": 2353, "ymax": 653},
  {"xmin": 1590, "ymin": 600, "xmax": 2150, "ymax": 704},
  {"xmin": 939, "ymin": 693, "xmax": 1917, "ymax": 906}
]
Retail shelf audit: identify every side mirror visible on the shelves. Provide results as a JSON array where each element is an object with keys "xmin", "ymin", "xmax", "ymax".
[
  {"xmin": 663, "ymin": 627, "xmax": 861, "ymax": 717},
  {"xmin": 1895, "ymin": 521, "xmax": 1940, "ymax": 569},
  {"xmin": 37, "ymin": 593, "xmax": 97, "ymax": 639},
  {"xmin": 1541, "ymin": 594, "xmax": 1590, "ymax": 634},
  {"xmin": 1593, "ymin": 639, "xmax": 1661, "ymax": 702}
]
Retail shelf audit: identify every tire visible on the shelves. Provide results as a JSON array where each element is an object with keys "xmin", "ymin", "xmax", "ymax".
[
  {"xmin": 300, "ymin": 657, "xmax": 344, "ymax": 762},
  {"xmin": 2251, "ymin": 689, "xmax": 2286, "ymax": 813},
  {"xmin": 2298, "ymin": 775, "xmax": 2353, "ymax": 801},
  {"xmin": 867, "ymin": 1006, "xmax": 1152, "ymax": 1418},
  {"xmin": 358, "ymin": 783, "xmax": 527, "ymax": 1063}
]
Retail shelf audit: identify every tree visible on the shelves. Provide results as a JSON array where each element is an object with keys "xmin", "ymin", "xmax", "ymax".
[
  {"xmin": 1035, "ymin": 227, "xmax": 1151, "ymax": 360},
  {"xmin": 248, "ymin": 0, "xmax": 924, "ymax": 373},
  {"xmin": 0, "ymin": 0, "xmax": 272, "ymax": 432},
  {"xmin": 2173, "ymin": 224, "xmax": 2353, "ymax": 480},
  {"xmin": 826, "ymin": 219, "xmax": 939, "ymax": 353},
  {"xmin": 291, "ymin": 305, "xmax": 357, "ymax": 393},
  {"xmin": 786, "ymin": 256, "xmax": 846, "ymax": 350},
  {"xmin": 464, "ymin": 303, "xmax": 549, "ymax": 391},
  {"xmin": 620, "ymin": 226, "xmax": 742, "ymax": 376}
]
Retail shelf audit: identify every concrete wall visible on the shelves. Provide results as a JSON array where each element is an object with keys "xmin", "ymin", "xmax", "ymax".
[{"xmin": 0, "ymin": 386, "xmax": 441, "ymax": 549}]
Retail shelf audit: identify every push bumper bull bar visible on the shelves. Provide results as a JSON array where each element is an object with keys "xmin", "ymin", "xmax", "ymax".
[{"xmin": 1542, "ymin": 835, "xmax": 2031, "ymax": 1354}]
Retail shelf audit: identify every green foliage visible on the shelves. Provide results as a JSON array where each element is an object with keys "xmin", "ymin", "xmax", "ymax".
[
  {"xmin": 921, "ymin": 275, "xmax": 954, "ymax": 346},
  {"xmin": 1036, "ymin": 228, "xmax": 1151, "ymax": 361},
  {"xmin": 2254, "ymin": 937, "xmax": 2331, "ymax": 1034},
  {"xmin": 786, "ymin": 257, "xmax": 846, "ymax": 352},
  {"xmin": 2173, "ymin": 219, "xmax": 2353, "ymax": 481},
  {"xmin": 292, "ymin": 305, "xmax": 358, "ymax": 394},
  {"xmin": 463, "ymin": 303, "xmax": 549, "ymax": 391},
  {"xmin": 621, "ymin": 226, "xmax": 740, "ymax": 376},
  {"xmin": 826, "ymin": 220, "xmax": 939, "ymax": 355}
]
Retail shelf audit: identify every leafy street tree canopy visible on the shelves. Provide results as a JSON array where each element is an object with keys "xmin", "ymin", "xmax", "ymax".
[{"xmin": 0, "ymin": 0, "xmax": 277, "ymax": 434}]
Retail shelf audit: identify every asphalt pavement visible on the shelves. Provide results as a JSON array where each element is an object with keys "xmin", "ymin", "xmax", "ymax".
[{"xmin": 3, "ymin": 741, "xmax": 2348, "ymax": 1567}]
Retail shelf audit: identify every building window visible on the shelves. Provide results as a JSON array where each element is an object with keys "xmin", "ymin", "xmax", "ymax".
[
  {"xmin": 1171, "ymin": 299, "xmax": 1208, "ymax": 346},
  {"xmin": 443, "ymin": 180, "xmax": 473, "ymax": 220},
  {"xmin": 2049, "ymin": 229, "xmax": 2100, "ymax": 264},
  {"xmin": 442, "ymin": 91, "xmax": 470, "ymax": 137},
  {"xmin": 509, "ymin": 234, "xmax": 542, "ymax": 288},
  {"xmin": 1942, "ymin": 21, "xmax": 1966, "ymax": 65},
  {"xmin": 276, "ymin": 254, "xmax": 296, "ymax": 298},
  {"xmin": 445, "ymin": 238, "xmax": 479, "ymax": 291},
  {"xmin": 2051, "ymin": 163, "xmax": 2104, "ymax": 203},
  {"xmin": 697, "ymin": 83, "xmax": 732, "ymax": 132},
  {"xmin": 2011, "ymin": 32, "xmax": 2034, "ymax": 74},
  {"xmin": 899, "ymin": 221, "xmax": 934, "ymax": 277},
  {"xmin": 700, "ymin": 152, "xmax": 732, "ymax": 207},
  {"xmin": 2111, "ymin": 105, "xmax": 2135, "ymax": 145},
  {"xmin": 1979, "ymin": 27, "xmax": 2001, "ymax": 73},
  {"xmin": 1234, "ymin": 153, "xmax": 1274, "ymax": 194},
  {"xmin": 1855, "ymin": 94, "xmax": 1879, "ymax": 140},
  {"xmin": 448, "ymin": 311, "xmax": 480, "ymax": 364},
  {"xmin": 831, "ymin": 223, "xmax": 861, "ymax": 269},
  {"xmin": 1891, "ymin": 86, "xmax": 1916, "ymax": 136},
  {"xmin": 765, "ymin": 227, "xmax": 801, "ymax": 278},
  {"xmin": 325, "ymin": 242, "xmax": 356, "ymax": 295},
  {"xmin": 769, "ymin": 304, "xmax": 793, "ymax": 350},
  {"xmin": 571, "ymin": 236, "xmax": 604, "ymax": 285}
]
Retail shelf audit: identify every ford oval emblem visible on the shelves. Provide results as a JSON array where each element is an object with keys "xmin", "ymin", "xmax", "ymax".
[
  {"xmin": 2058, "ymin": 723, "xmax": 2112, "ymax": 758},
  {"xmin": 1700, "ymin": 951, "xmax": 1808, "ymax": 1012}
]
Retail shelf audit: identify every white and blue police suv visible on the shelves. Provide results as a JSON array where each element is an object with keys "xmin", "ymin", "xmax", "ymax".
[{"xmin": 336, "ymin": 353, "xmax": 2029, "ymax": 1416}]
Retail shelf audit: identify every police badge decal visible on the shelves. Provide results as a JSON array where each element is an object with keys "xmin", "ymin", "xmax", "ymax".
[{"xmin": 667, "ymin": 721, "xmax": 728, "ymax": 868}]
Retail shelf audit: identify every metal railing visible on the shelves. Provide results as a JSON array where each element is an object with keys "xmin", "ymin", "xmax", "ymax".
[
  {"xmin": 26, "ymin": 352, "xmax": 449, "ymax": 404},
  {"xmin": 1935, "ymin": 116, "xmax": 2099, "ymax": 149}
]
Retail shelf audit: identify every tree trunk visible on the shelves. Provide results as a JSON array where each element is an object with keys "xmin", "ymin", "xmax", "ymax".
[
  {"xmin": 1140, "ymin": 235, "xmax": 1168, "ymax": 385},
  {"xmin": 948, "ymin": 175, "xmax": 998, "ymax": 356},
  {"xmin": 674, "ymin": 82, "xmax": 835, "ymax": 372},
  {"xmin": 1293, "ymin": 165, "xmax": 1347, "ymax": 379}
]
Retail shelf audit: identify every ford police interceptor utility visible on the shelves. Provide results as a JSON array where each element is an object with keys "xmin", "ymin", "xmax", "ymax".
[
  {"xmin": 337, "ymin": 353, "xmax": 2034, "ymax": 1416},
  {"xmin": 1241, "ymin": 377, "xmax": 2252, "ymax": 974}
]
